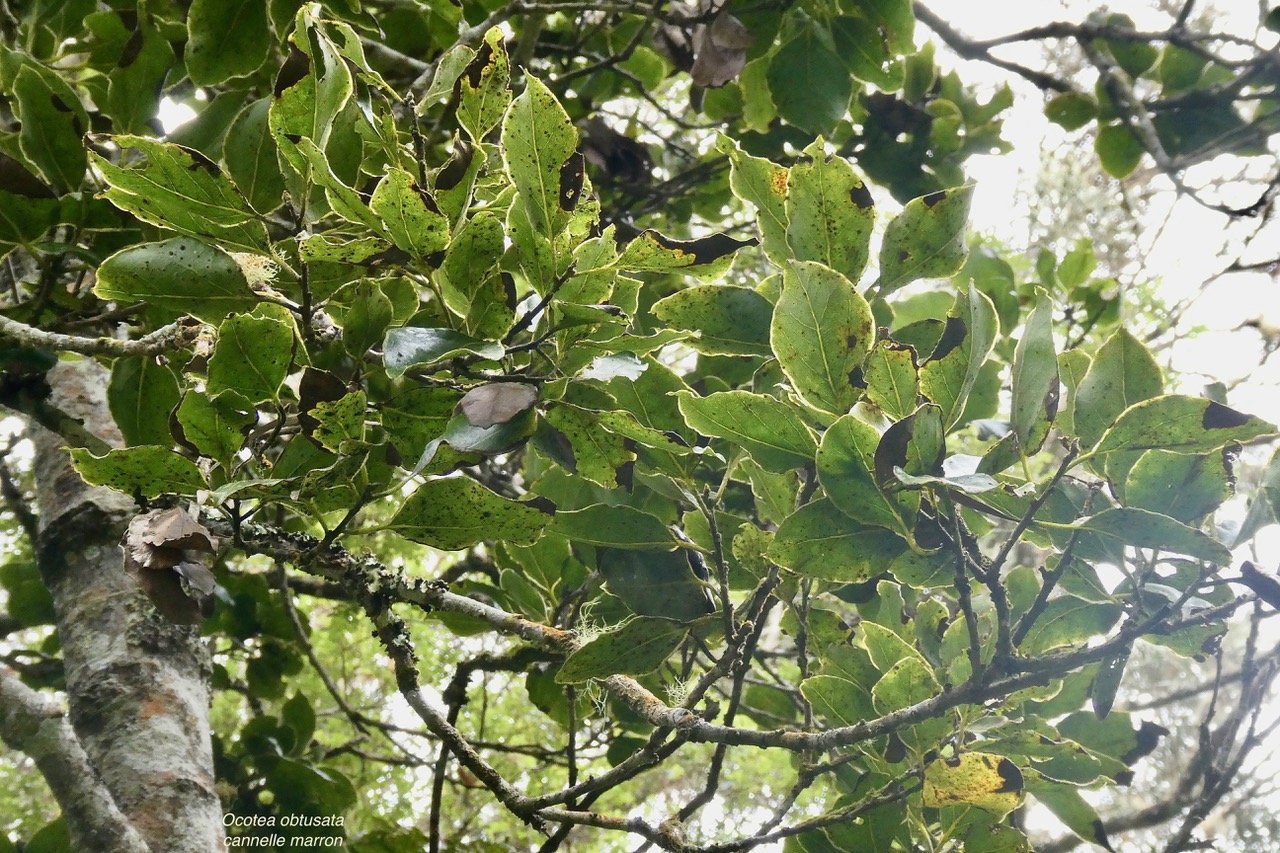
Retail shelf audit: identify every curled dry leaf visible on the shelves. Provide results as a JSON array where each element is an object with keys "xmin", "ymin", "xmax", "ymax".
[
  {"xmin": 457, "ymin": 382, "xmax": 539, "ymax": 428},
  {"xmin": 124, "ymin": 507, "xmax": 217, "ymax": 625},
  {"xmin": 654, "ymin": 0, "xmax": 754, "ymax": 89},
  {"xmin": 691, "ymin": 8, "xmax": 753, "ymax": 87}
]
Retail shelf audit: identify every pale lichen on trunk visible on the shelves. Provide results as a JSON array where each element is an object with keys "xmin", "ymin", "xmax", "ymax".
[{"xmin": 23, "ymin": 358, "xmax": 225, "ymax": 852}]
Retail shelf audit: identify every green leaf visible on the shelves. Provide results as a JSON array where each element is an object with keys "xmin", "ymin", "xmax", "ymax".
[
  {"xmin": 918, "ymin": 286, "xmax": 1000, "ymax": 429},
  {"xmin": 893, "ymin": 469, "xmax": 999, "ymax": 494},
  {"xmin": 1090, "ymin": 647, "xmax": 1129, "ymax": 720},
  {"xmin": 1019, "ymin": 596, "xmax": 1122, "ymax": 654},
  {"xmin": 186, "ymin": 0, "xmax": 270, "ymax": 85},
  {"xmin": 817, "ymin": 414, "xmax": 915, "ymax": 537},
  {"xmin": 766, "ymin": 30, "xmax": 851, "ymax": 135},
  {"xmin": 878, "ymin": 185, "xmax": 973, "ymax": 295},
  {"xmin": 596, "ymin": 547, "xmax": 713, "ymax": 620},
  {"xmin": 785, "ymin": 139, "xmax": 875, "ymax": 282},
  {"xmin": 312, "ymin": 390, "xmax": 366, "ymax": 452},
  {"xmin": 1103, "ymin": 17, "xmax": 1159, "ymax": 78},
  {"xmin": 1057, "ymin": 242, "xmax": 1096, "ymax": 288},
  {"xmin": 175, "ymin": 389, "xmax": 255, "ymax": 468},
  {"xmin": 0, "ymin": 560, "xmax": 54, "ymax": 628},
  {"xmin": 551, "ymin": 504, "xmax": 677, "ymax": 549},
  {"xmin": 717, "ymin": 135, "xmax": 790, "ymax": 265},
  {"xmin": 864, "ymin": 340, "xmax": 920, "ymax": 421},
  {"xmin": 224, "ymin": 100, "xmax": 285, "ymax": 215},
  {"xmin": 768, "ymin": 499, "xmax": 906, "ymax": 581},
  {"xmin": 419, "ymin": 43, "xmax": 477, "ymax": 107},
  {"xmin": 923, "ymin": 753, "xmax": 1024, "ymax": 817},
  {"xmin": 1045, "ymin": 92, "xmax": 1098, "ymax": 131},
  {"xmin": 556, "ymin": 617, "xmax": 687, "ymax": 682},
  {"xmin": 544, "ymin": 405, "xmax": 634, "ymax": 488},
  {"xmin": 651, "ymin": 286, "xmax": 773, "ymax": 356},
  {"xmin": 281, "ymin": 692, "xmax": 316, "ymax": 756},
  {"xmin": 70, "ymin": 446, "xmax": 205, "ymax": 498},
  {"xmin": 390, "ymin": 477, "xmax": 551, "ymax": 550},
  {"xmin": 1058, "ymin": 710, "xmax": 1167, "ymax": 768},
  {"xmin": 94, "ymin": 236, "xmax": 259, "ymax": 323},
  {"xmin": 1123, "ymin": 448, "xmax": 1234, "ymax": 523},
  {"xmin": 443, "ymin": 410, "xmax": 536, "ymax": 456},
  {"xmin": 963, "ymin": 819, "xmax": 1033, "ymax": 853},
  {"xmin": 271, "ymin": 8, "xmax": 353, "ymax": 149},
  {"xmin": 1158, "ymin": 45, "xmax": 1207, "ymax": 94},
  {"xmin": 1009, "ymin": 289, "xmax": 1059, "ymax": 453},
  {"xmin": 771, "ymin": 260, "xmax": 874, "ymax": 415},
  {"xmin": 1028, "ymin": 783, "xmax": 1115, "ymax": 852},
  {"xmin": 1233, "ymin": 446, "xmax": 1280, "ymax": 547},
  {"xmin": 441, "ymin": 212, "xmax": 506, "ymax": 327},
  {"xmin": 874, "ymin": 404, "xmax": 945, "ymax": 485},
  {"xmin": 369, "ymin": 168, "xmax": 451, "ymax": 259},
  {"xmin": 1071, "ymin": 507, "xmax": 1231, "ymax": 565},
  {"xmin": 381, "ymin": 387, "xmax": 464, "ymax": 462},
  {"xmin": 267, "ymin": 758, "xmax": 356, "ymax": 814},
  {"xmin": 1057, "ymin": 349, "xmax": 1091, "ymax": 435},
  {"xmin": 1073, "ymin": 328, "xmax": 1162, "ymax": 449},
  {"xmin": 208, "ymin": 306, "xmax": 296, "ymax": 404},
  {"xmin": 872, "ymin": 656, "xmax": 940, "ymax": 715},
  {"xmin": 106, "ymin": 16, "xmax": 174, "ymax": 135},
  {"xmin": 341, "ymin": 280, "xmax": 395, "ymax": 357},
  {"xmin": 457, "ymin": 27, "xmax": 512, "ymax": 142},
  {"xmin": 802, "ymin": 673, "xmax": 874, "ymax": 727},
  {"xmin": 108, "ymin": 357, "xmax": 180, "ymax": 447},
  {"xmin": 1093, "ymin": 395, "xmax": 1275, "ymax": 455},
  {"xmin": 1096, "ymin": 123, "xmax": 1144, "ymax": 179},
  {"xmin": 12, "ymin": 64, "xmax": 87, "ymax": 191},
  {"xmin": 676, "ymin": 390, "xmax": 816, "ymax": 473},
  {"xmin": 831, "ymin": 15, "xmax": 905, "ymax": 91},
  {"xmin": 502, "ymin": 76, "xmax": 579, "ymax": 239},
  {"xmin": 276, "ymin": 136, "xmax": 382, "ymax": 229},
  {"xmin": 89, "ymin": 135, "xmax": 269, "ymax": 254},
  {"xmin": 0, "ymin": 188, "xmax": 62, "ymax": 255},
  {"xmin": 382, "ymin": 327, "xmax": 504, "ymax": 378}
]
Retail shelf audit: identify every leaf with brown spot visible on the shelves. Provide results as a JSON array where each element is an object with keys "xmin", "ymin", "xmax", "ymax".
[
  {"xmin": 1202, "ymin": 400, "xmax": 1251, "ymax": 430},
  {"xmin": 923, "ymin": 752, "xmax": 1024, "ymax": 816},
  {"xmin": 558, "ymin": 151, "xmax": 585, "ymax": 213}
]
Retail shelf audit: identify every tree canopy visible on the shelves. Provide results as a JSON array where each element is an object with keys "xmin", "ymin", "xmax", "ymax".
[{"xmin": 2, "ymin": 1, "xmax": 1280, "ymax": 851}]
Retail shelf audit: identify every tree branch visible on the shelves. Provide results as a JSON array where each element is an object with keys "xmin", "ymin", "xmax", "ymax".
[
  {"xmin": 0, "ymin": 666, "xmax": 151, "ymax": 853},
  {"xmin": 0, "ymin": 313, "xmax": 197, "ymax": 358}
]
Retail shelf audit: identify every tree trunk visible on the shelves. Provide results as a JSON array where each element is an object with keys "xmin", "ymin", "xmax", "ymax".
[{"xmin": 25, "ymin": 359, "xmax": 224, "ymax": 852}]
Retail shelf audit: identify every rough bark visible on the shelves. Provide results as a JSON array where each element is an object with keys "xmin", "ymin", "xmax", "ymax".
[{"xmin": 24, "ymin": 359, "xmax": 225, "ymax": 852}]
